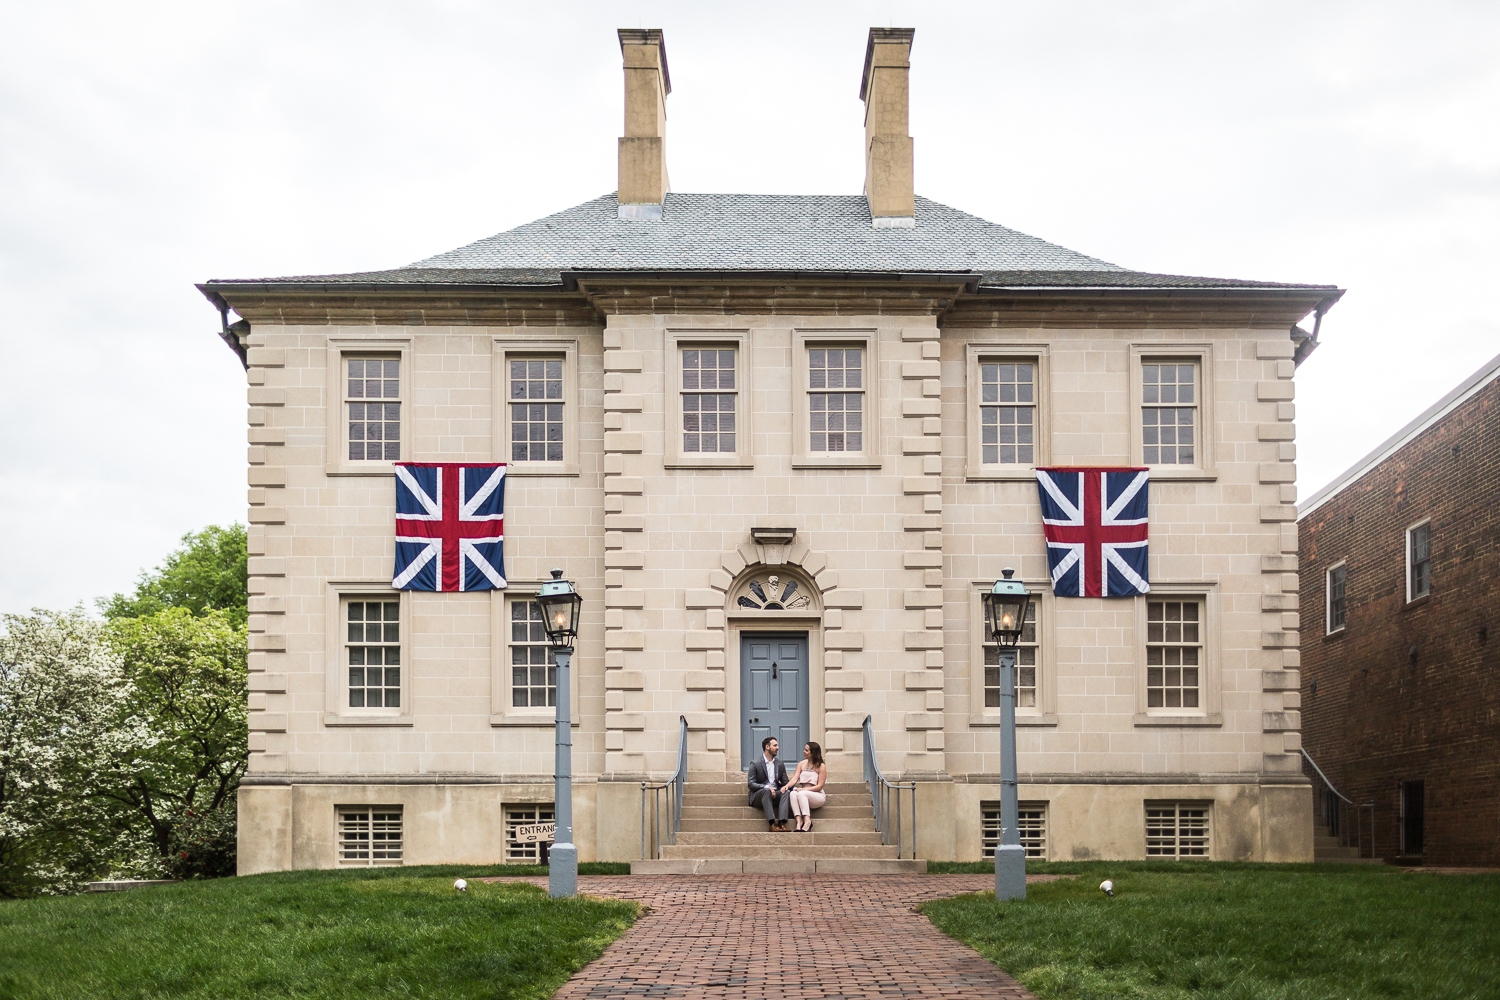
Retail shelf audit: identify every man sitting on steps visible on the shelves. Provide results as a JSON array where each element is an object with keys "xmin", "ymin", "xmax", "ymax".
[{"xmin": 748, "ymin": 736, "xmax": 791, "ymax": 832}]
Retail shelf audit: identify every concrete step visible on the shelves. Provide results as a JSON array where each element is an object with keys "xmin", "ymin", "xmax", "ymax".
[
  {"xmin": 660, "ymin": 843, "xmax": 898, "ymax": 860},
  {"xmin": 684, "ymin": 781, "xmax": 869, "ymax": 795},
  {"xmin": 675, "ymin": 831, "xmax": 883, "ymax": 846},
  {"xmin": 678, "ymin": 818, "xmax": 876, "ymax": 833},
  {"xmin": 683, "ymin": 792, "xmax": 869, "ymax": 807},
  {"xmin": 632, "ymin": 858, "xmax": 927, "ymax": 875},
  {"xmin": 681, "ymin": 804, "xmax": 872, "ymax": 819}
]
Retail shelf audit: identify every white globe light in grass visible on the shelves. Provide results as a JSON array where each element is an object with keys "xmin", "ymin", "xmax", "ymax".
[
  {"xmin": 1100, "ymin": 879, "xmax": 1114, "ymax": 897},
  {"xmin": 454, "ymin": 879, "xmax": 468, "ymax": 892}
]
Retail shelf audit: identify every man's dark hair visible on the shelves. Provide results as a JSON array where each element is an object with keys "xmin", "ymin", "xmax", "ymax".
[{"xmin": 762, "ymin": 736, "xmax": 776, "ymax": 751}]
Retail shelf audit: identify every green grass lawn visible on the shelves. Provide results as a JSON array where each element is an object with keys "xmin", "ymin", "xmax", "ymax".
[
  {"xmin": 0, "ymin": 864, "xmax": 636, "ymax": 1000},
  {"xmin": 921, "ymin": 861, "xmax": 1499, "ymax": 1000}
]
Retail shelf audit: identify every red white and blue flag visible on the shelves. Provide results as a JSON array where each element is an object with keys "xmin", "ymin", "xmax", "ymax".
[
  {"xmin": 393, "ymin": 463, "xmax": 507, "ymax": 592},
  {"xmin": 1035, "ymin": 467, "xmax": 1150, "ymax": 598}
]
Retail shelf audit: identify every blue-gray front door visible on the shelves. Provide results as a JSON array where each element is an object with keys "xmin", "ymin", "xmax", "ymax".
[{"xmin": 740, "ymin": 632, "xmax": 809, "ymax": 771}]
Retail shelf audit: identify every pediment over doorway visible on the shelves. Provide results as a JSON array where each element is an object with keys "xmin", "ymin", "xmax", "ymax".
[{"xmin": 730, "ymin": 572, "xmax": 817, "ymax": 612}]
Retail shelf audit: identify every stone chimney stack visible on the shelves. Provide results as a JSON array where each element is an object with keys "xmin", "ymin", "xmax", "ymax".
[
  {"xmin": 617, "ymin": 28, "xmax": 671, "ymax": 220},
  {"xmin": 859, "ymin": 28, "xmax": 916, "ymax": 228}
]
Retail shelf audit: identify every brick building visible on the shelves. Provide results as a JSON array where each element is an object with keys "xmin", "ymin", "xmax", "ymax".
[
  {"xmin": 1298, "ymin": 351, "xmax": 1500, "ymax": 865},
  {"xmin": 202, "ymin": 28, "xmax": 1343, "ymax": 873}
]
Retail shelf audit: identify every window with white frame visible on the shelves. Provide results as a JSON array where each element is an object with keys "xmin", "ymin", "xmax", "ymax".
[
  {"xmin": 808, "ymin": 347, "xmax": 864, "ymax": 453},
  {"xmin": 338, "ymin": 806, "xmax": 403, "ymax": 865},
  {"xmin": 1141, "ymin": 361, "xmax": 1197, "ymax": 465},
  {"xmin": 1145, "ymin": 801, "xmax": 1210, "ymax": 858},
  {"xmin": 981, "ymin": 802, "xmax": 1047, "ymax": 859},
  {"xmin": 1407, "ymin": 522, "xmax": 1431, "ymax": 601},
  {"xmin": 508, "ymin": 357, "xmax": 565, "ymax": 463},
  {"xmin": 979, "ymin": 361, "xmax": 1036, "ymax": 466},
  {"xmin": 504, "ymin": 804, "xmax": 555, "ymax": 863},
  {"xmin": 345, "ymin": 357, "xmax": 402, "ymax": 462},
  {"xmin": 509, "ymin": 599, "xmax": 556, "ymax": 709},
  {"xmin": 681, "ymin": 348, "xmax": 737, "ymax": 453},
  {"xmin": 347, "ymin": 599, "xmax": 401, "ymax": 709},
  {"xmin": 983, "ymin": 602, "xmax": 1040, "ymax": 709},
  {"xmin": 1146, "ymin": 600, "xmax": 1201, "ymax": 710},
  {"xmin": 1326, "ymin": 563, "xmax": 1347, "ymax": 634}
]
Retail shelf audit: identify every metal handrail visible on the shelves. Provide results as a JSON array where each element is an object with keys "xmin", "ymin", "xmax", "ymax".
[
  {"xmin": 1301, "ymin": 747, "xmax": 1375, "ymax": 858},
  {"xmin": 640, "ymin": 715, "xmax": 688, "ymax": 860},
  {"xmin": 862, "ymin": 715, "xmax": 917, "ymax": 859}
]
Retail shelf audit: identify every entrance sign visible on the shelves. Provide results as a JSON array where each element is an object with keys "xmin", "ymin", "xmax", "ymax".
[{"xmin": 513, "ymin": 822, "xmax": 555, "ymax": 844}]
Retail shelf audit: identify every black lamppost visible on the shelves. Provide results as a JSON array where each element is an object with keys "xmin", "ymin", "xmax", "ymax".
[
  {"xmin": 983, "ymin": 567, "xmax": 1033, "ymax": 901},
  {"xmin": 536, "ymin": 568, "xmax": 582, "ymax": 898}
]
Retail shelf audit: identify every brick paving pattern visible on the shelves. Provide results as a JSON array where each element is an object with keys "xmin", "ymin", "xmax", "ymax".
[{"xmin": 483, "ymin": 873, "xmax": 1056, "ymax": 999}]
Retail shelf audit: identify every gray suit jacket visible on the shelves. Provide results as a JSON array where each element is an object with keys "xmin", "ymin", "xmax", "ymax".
[{"xmin": 747, "ymin": 757, "xmax": 789, "ymax": 802}]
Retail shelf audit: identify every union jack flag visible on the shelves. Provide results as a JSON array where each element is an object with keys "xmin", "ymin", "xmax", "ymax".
[
  {"xmin": 392, "ymin": 463, "xmax": 507, "ymax": 592},
  {"xmin": 1035, "ymin": 467, "xmax": 1150, "ymax": 598}
]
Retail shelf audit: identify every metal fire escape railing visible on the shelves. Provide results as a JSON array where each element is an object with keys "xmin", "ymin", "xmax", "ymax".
[
  {"xmin": 640, "ymin": 715, "xmax": 688, "ymax": 860},
  {"xmin": 1301, "ymin": 747, "xmax": 1375, "ymax": 858},
  {"xmin": 862, "ymin": 715, "xmax": 917, "ymax": 859}
]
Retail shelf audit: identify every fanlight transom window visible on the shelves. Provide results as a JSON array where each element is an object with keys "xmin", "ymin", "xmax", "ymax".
[{"xmin": 734, "ymin": 575, "xmax": 814, "ymax": 611}]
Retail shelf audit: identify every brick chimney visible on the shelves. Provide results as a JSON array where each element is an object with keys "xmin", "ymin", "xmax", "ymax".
[
  {"xmin": 617, "ymin": 28, "xmax": 671, "ymax": 220},
  {"xmin": 859, "ymin": 28, "xmax": 916, "ymax": 228}
]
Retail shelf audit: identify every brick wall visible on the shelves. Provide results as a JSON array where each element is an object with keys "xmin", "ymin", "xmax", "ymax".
[{"xmin": 1299, "ymin": 376, "xmax": 1500, "ymax": 865}]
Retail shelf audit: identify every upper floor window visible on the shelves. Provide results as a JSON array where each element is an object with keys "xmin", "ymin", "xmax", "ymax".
[
  {"xmin": 1142, "ymin": 362, "xmax": 1196, "ymax": 465},
  {"xmin": 509, "ymin": 358, "xmax": 564, "ymax": 463},
  {"xmin": 1407, "ymin": 521, "xmax": 1431, "ymax": 602},
  {"xmin": 984, "ymin": 601, "xmax": 1040, "ymax": 709},
  {"xmin": 347, "ymin": 599, "xmax": 400, "ymax": 709},
  {"xmin": 510, "ymin": 599, "xmax": 557, "ymax": 709},
  {"xmin": 1326, "ymin": 563, "xmax": 1347, "ymax": 634},
  {"xmin": 808, "ymin": 347, "xmax": 864, "ymax": 453},
  {"xmin": 1146, "ymin": 599, "xmax": 1201, "ymax": 710},
  {"xmin": 979, "ymin": 362, "xmax": 1036, "ymax": 466},
  {"xmin": 681, "ymin": 348, "xmax": 737, "ymax": 454},
  {"xmin": 346, "ymin": 357, "xmax": 401, "ymax": 461}
]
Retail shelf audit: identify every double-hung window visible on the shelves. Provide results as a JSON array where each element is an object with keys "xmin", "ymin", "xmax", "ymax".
[
  {"xmin": 1130, "ymin": 346, "xmax": 1215, "ymax": 478},
  {"xmin": 1326, "ymin": 563, "xmax": 1347, "ymax": 634},
  {"xmin": 983, "ymin": 602, "xmax": 1040, "ymax": 709},
  {"xmin": 346, "ymin": 357, "xmax": 401, "ymax": 462},
  {"xmin": 509, "ymin": 599, "xmax": 556, "ymax": 709},
  {"xmin": 1146, "ymin": 599, "xmax": 1201, "ymax": 710},
  {"xmin": 1141, "ymin": 362, "xmax": 1196, "ymax": 465},
  {"xmin": 808, "ymin": 347, "xmax": 865, "ymax": 453},
  {"xmin": 681, "ymin": 348, "xmax": 737, "ymax": 454},
  {"xmin": 1407, "ymin": 522, "xmax": 1431, "ymax": 602},
  {"xmin": 346, "ymin": 599, "xmax": 401, "ymax": 709},
  {"xmin": 324, "ymin": 585, "xmax": 411, "ymax": 726},
  {"xmin": 509, "ymin": 358, "xmax": 565, "ymax": 463},
  {"xmin": 979, "ymin": 362, "xmax": 1036, "ymax": 466}
]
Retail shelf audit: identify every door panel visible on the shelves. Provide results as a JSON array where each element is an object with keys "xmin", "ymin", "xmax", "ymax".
[{"xmin": 740, "ymin": 632, "xmax": 810, "ymax": 770}]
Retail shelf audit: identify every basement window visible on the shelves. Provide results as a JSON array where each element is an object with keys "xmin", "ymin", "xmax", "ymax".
[
  {"xmin": 504, "ymin": 804, "xmax": 555, "ymax": 864},
  {"xmin": 980, "ymin": 801, "xmax": 1047, "ymax": 860},
  {"xmin": 1145, "ymin": 802, "xmax": 1210, "ymax": 858},
  {"xmin": 337, "ymin": 806, "xmax": 403, "ymax": 865}
]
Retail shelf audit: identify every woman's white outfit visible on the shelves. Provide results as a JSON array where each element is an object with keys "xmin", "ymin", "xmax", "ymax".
[{"xmin": 788, "ymin": 766, "xmax": 826, "ymax": 818}]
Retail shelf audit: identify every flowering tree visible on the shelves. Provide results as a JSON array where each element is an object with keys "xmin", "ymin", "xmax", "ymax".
[
  {"xmin": 105, "ymin": 609, "xmax": 248, "ymax": 869},
  {"xmin": 0, "ymin": 609, "xmax": 152, "ymax": 896}
]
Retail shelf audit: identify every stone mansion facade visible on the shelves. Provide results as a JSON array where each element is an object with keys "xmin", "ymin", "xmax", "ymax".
[{"xmin": 204, "ymin": 28, "xmax": 1342, "ymax": 873}]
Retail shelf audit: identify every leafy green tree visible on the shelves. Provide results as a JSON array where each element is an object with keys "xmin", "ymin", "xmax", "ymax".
[
  {"xmin": 0, "ymin": 609, "xmax": 153, "ymax": 897},
  {"xmin": 100, "ymin": 525, "xmax": 248, "ymax": 627},
  {"xmin": 104, "ymin": 609, "xmax": 249, "ymax": 865}
]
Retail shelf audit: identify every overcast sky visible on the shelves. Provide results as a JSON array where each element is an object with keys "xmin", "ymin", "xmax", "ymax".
[{"xmin": 2, "ymin": 0, "xmax": 1496, "ymax": 613}]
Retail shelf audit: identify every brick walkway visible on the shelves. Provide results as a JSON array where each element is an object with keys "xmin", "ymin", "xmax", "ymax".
[{"xmin": 482, "ymin": 873, "xmax": 1056, "ymax": 999}]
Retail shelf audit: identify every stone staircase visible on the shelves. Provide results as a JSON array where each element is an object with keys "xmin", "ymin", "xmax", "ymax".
[
  {"xmin": 632, "ymin": 777, "xmax": 926, "ymax": 874},
  {"xmin": 1314, "ymin": 820, "xmax": 1383, "ymax": 864}
]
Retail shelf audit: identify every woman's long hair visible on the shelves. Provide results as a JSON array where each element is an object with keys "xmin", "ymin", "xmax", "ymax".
[{"xmin": 806, "ymin": 741, "xmax": 824, "ymax": 767}]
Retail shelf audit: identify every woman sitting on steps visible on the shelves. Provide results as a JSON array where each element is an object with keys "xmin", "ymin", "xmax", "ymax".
[{"xmin": 784, "ymin": 741, "xmax": 827, "ymax": 833}]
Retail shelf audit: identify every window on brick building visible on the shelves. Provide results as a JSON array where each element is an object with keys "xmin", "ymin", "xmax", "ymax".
[
  {"xmin": 981, "ymin": 801, "xmax": 1047, "ymax": 859},
  {"xmin": 983, "ymin": 602, "xmax": 1040, "ymax": 709},
  {"xmin": 1145, "ymin": 801, "xmax": 1210, "ymax": 858},
  {"xmin": 346, "ymin": 599, "xmax": 401, "ymax": 709},
  {"xmin": 345, "ymin": 357, "xmax": 402, "ymax": 461},
  {"xmin": 1146, "ymin": 600, "xmax": 1201, "ymax": 709},
  {"xmin": 338, "ymin": 806, "xmax": 403, "ymax": 865},
  {"xmin": 1407, "ymin": 522, "xmax": 1431, "ymax": 602},
  {"xmin": 681, "ymin": 348, "xmax": 737, "ymax": 454},
  {"xmin": 1326, "ymin": 563, "xmax": 1347, "ymax": 634},
  {"xmin": 1141, "ymin": 362, "xmax": 1196, "ymax": 465}
]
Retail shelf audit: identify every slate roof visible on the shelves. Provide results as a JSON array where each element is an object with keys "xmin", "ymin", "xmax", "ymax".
[{"xmin": 210, "ymin": 193, "xmax": 1337, "ymax": 293}]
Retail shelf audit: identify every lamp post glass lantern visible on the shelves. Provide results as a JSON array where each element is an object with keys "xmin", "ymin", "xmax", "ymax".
[
  {"xmin": 537, "ymin": 569, "xmax": 581, "ymax": 898},
  {"xmin": 983, "ymin": 568, "xmax": 1033, "ymax": 901}
]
